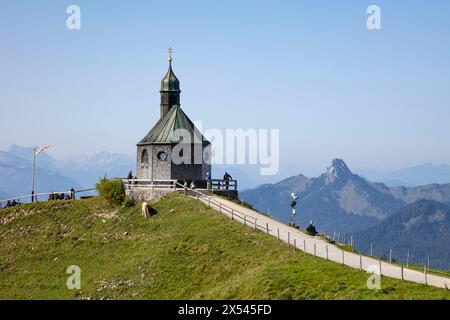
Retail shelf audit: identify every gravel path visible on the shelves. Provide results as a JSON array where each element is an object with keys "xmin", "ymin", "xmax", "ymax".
[{"xmin": 197, "ymin": 194, "xmax": 450, "ymax": 290}]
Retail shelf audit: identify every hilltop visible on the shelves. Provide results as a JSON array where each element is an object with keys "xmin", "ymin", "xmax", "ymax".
[{"xmin": 1, "ymin": 194, "xmax": 450, "ymax": 300}]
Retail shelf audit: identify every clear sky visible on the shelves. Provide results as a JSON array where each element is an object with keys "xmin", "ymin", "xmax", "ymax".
[{"xmin": 1, "ymin": 0, "xmax": 450, "ymax": 176}]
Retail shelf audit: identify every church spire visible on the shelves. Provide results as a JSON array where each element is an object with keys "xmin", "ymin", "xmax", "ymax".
[
  {"xmin": 160, "ymin": 47, "xmax": 181, "ymax": 118},
  {"xmin": 168, "ymin": 46, "xmax": 173, "ymax": 64}
]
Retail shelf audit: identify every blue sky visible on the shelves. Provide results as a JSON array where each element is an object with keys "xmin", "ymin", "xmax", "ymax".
[{"xmin": 1, "ymin": 0, "xmax": 450, "ymax": 176}]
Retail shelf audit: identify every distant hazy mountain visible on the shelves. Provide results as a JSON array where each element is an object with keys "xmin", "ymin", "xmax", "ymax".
[
  {"xmin": 361, "ymin": 163, "xmax": 450, "ymax": 187},
  {"xmin": 240, "ymin": 159, "xmax": 450, "ymax": 234},
  {"xmin": 0, "ymin": 191, "xmax": 10, "ymax": 200},
  {"xmin": 5, "ymin": 146, "xmax": 135, "ymax": 189},
  {"xmin": 241, "ymin": 159, "xmax": 405, "ymax": 233},
  {"xmin": 0, "ymin": 151, "xmax": 82, "ymax": 198},
  {"xmin": 355, "ymin": 200, "xmax": 450, "ymax": 270},
  {"xmin": 7, "ymin": 145, "xmax": 58, "ymax": 171},
  {"xmin": 57, "ymin": 151, "xmax": 135, "ymax": 188}
]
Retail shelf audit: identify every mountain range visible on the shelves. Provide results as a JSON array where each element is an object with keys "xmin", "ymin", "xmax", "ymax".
[
  {"xmin": 355, "ymin": 200, "xmax": 450, "ymax": 270},
  {"xmin": 0, "ymin": 150, "xmax": 82, "ymax": 199},
  {"xmin": 0, "ymin": 146, "xmax": 135, "ymax": 200},
  {"xmin": 360, "ymin": 163, "xmax": 450, "ymax": 187},
  {"xmin": 240, "ymin": 159, "xmax": 450, "ymax": 233}
]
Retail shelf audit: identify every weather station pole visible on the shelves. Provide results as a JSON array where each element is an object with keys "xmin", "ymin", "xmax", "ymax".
[{"xmin": 289, "ymin": 193, "xmax": 299, "ymax": 228}]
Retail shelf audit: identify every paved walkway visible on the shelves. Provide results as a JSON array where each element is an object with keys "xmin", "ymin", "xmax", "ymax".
[{"xmin": 195, "ymin": 193, "xmax": 450, "ymax": 290}]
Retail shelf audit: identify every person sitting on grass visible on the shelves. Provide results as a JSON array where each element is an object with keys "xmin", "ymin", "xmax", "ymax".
[{"xmin": 306, "ymin": 220, "xmax": 318, "ymax": 236}]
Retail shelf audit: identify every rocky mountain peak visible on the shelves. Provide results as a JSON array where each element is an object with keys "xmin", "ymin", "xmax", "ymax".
[{"xmin": 325, "ymin": 159, "xmax": 352, "ymax": 184}]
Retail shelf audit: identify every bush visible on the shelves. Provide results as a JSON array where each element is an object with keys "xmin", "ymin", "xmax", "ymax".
[
  {"xmin": 96, "ymin": 178, "xmax": 125, "ymax": 206},
  {"xmin": 122, "ymin": 197, "xmax": 136, "ymax": 208}
]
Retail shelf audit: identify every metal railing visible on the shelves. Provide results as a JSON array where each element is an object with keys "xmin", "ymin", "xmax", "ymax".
[
  {"xmin": 123, "ymin": 179, "xmax": 178, "ymax": 189},
  {"xmin": 0, "ymin": 188, "xmax": 97, "ymax": 207},
  {"xmin": 210, "ymin": 179, "xmax": 238, "ymax": 191},
  {"xmin": 175, "ymin": 182, "xmax": 268, "ymax": 232},
  {"xmin": 122, "ymin": 178, "xmax": 237, "ymax": 191},
  {"xmin": 174, "ymin": 182, "xmax": 450, "ymax": 289}
]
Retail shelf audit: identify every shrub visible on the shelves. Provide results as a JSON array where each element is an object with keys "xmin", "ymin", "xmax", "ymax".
[
  {"xmin": 122, "ymin": 197, "xmax": 136, "ymax": 208},
  {"xmin": 96, "ymin": 178, "xmax": 125, "ymax": 206}
]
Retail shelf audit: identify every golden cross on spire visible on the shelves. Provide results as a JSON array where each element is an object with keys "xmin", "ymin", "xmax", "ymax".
[{"xmin": 168, "ymin": 47, "xmax": 173, "ymax": 64}]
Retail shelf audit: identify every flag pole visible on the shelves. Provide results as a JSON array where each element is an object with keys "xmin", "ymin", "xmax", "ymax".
[{"xmin": 31, "ymin": 147, "xmax": 36, "ymax": 203}]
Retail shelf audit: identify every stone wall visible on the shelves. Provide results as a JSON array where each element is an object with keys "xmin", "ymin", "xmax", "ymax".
[
  {"xmin": 137, "ymin": 143, "xmax": 211, "ymax": 182},
  {"xmin": 137, "ymin": 145, "xmax": 172, "ymax": 180},
  {"xmin": 126, "ymin": 188, "xmax": 175, "ymax": 202}
]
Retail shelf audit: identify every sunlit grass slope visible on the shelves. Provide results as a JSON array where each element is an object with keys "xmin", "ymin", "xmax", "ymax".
[{"xmin": 1, "ymin": 194, "xmax": 449, "ymax": 300}]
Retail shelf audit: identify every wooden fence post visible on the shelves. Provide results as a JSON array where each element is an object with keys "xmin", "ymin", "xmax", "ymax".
[
  {"xmin": 277, "ymin": 228, "xmax": 280, "ymax": 240},
  {"xmin": 360, "ymin": 255, "xmax": 363, "ymax": 270},
  {"xmin": 401, "ymin": 266, "xmax": 404, "ymax": 281},
  {"xmin": 244, "ymin": 215, "xmax": 247, "ymax": 226},
  {"xmin": 294, "ymin": 239, "xmax": 297, "ymax": 251},
  {"xmin": 314, "ymin": 243, "xmax": 316, "ymax": 257},
  {"xmin": 406, "ymin": 250, "xmax": 410, "ymax": 267},
  {"xmin": 342, "ymin": 250, "xmax": 345, "ymax": 264},
  {"xmin": 379, "ymin": 260, "xmax": 382, "ymax": 276},
  {"xmin": 424, "ymin": 266, "xmax": 428, "ymax": 285},
  {"xmin": 303, "ymin": 239, "xmax": 306, "ymax": 253},
  {"xmin": 231, "ymin": 209, "xmax": 234, "ymax": 220},
  {"xmin": 326, "ymin": 245, "xmax": 329, "ymax": 260},
  {"xmin": 266, "ymin": 223, "xmax": 269, "ymax": 234},
  {"xmin": 288, "ymin": 232, "xmax": 290, "ymax": 246},
  {"xmin": 254, "ymin": 218, "xmax": 257, "ymax": 230}
]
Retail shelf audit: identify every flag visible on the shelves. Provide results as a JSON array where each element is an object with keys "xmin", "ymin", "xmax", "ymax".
[{"xmin": 35, "ymin": 145, "xmax": 50, "ymax": 156}]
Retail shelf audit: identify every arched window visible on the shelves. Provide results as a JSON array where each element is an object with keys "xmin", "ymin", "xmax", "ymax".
[{"xmin": 141, "ymin": 149, "xmax": 149, "ymax": 164}]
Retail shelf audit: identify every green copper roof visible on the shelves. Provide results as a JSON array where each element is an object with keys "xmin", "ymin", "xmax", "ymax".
[
  {"xmin": 160, "ymin": 63, "xmax": 181, "ymax": 92},
  {"xmin": 137, "ymin": 106, "xmax": 210, "ymax": 145}
]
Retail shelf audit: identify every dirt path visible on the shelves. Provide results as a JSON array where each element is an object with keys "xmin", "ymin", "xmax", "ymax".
[{"xmin": 197, "ymin": 194, "xmax": 450, "ymax": 290}]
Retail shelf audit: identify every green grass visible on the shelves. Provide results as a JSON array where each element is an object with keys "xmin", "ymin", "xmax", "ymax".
[
  {"xmin": 322, "ymin": 236, "xmax": 450, "ymax": 278},
  {"xmin": 1, "ymin": 194, "xmax": 450, "ymax": 300}
]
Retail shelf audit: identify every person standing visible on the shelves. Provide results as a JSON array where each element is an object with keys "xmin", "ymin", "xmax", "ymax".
[
  {"xmin": 183, "ymin": 180, "xmax": 188, "ymax": 195},
  {"xmin": 205, "ymin": 172, "xmax": 211, "ymax": 190},
  {"xmin": 223, "ymin": 172, "xmax": 232, "ymax": 190},
  {"xmin": 127, "ymin": 171, "xmax": 133, "ymax": 189}
]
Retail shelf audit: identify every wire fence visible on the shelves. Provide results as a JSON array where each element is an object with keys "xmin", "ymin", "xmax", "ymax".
[
  {"xmin": 176, "ymin": 182, "xmax": 450, "ymax": 289},
  {"xmin": 0, "ymin": 188, "xmax": 97, "ymax": 207},
  {"xmin": 1, "ymin": 182, "xmax": 448, "ymax": 288}
]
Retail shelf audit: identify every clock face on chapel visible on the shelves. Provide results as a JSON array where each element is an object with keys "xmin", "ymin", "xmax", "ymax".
[{"xmin": 157, "ymin": 151, "xmax": 168, "ymax": 161}]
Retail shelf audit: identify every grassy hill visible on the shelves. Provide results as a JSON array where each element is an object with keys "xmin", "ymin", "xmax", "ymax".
[{"xmin": 1, "ymin": 194, "xmax": 450, "ymax": 300}]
